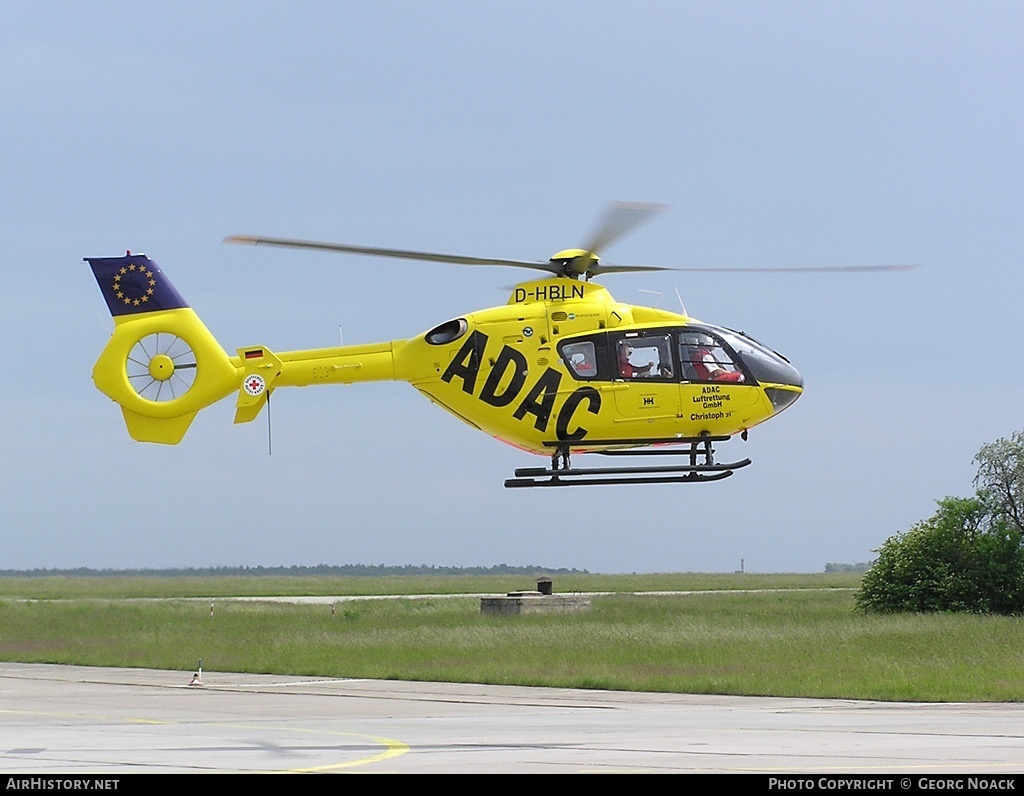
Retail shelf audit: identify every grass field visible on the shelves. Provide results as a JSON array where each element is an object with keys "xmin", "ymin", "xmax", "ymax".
[
  {"xmin": 1, "ymin": 573, "xmax": 1022, "ymax": 702},
  {"xmin": 0, "ymin": 571, "xmax": 857, "ymax": 599}
]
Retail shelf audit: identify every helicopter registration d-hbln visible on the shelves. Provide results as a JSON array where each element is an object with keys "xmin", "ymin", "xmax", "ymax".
[{"xmin": 85, "ymin": 203, "xmax": 913, "ymax": 487}]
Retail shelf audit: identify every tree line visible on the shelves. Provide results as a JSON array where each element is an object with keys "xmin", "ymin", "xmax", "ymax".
[{"xmin": 0, "ymin": 564, "xmax": 588, "ymax": 578}]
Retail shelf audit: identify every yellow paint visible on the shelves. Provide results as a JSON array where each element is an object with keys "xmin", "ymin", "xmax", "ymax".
[{"xmin": 91, "ymin": 276, "xmax": 802, "ymax": 455}]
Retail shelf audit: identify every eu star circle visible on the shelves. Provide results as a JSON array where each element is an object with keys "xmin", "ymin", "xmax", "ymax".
[{"xmin": 112, "ymin": 265, "xmax": 156, "ymax": 307}]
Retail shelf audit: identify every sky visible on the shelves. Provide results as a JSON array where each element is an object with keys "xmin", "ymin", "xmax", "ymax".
[{"xmin": 1, "ymin": 1, "xmax": 1022, "ymax": 573}]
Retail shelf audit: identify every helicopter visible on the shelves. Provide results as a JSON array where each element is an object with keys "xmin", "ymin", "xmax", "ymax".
[{"xmin": 85, "ymin": 202, "xmax": 914, "ymax": 487}]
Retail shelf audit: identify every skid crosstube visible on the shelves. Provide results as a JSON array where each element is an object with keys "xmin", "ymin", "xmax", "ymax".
[
  {"xmin": 504, "ymin": 458, "xmax": 751, "ymax": 488},
  {"xmin": 505, "ymin": 434, "xmax": 749, "ymax": 488}
]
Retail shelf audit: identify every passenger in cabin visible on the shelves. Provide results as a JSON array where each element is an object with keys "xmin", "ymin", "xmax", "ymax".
[{"xmin": 570, "ymin": 352, "xmax": 596, "ymax": 376}]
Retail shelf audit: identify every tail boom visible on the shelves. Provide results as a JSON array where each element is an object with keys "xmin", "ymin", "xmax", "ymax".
[{"xmin": 231, "ymin": 341, "xmax": 402, "ymax": 424}]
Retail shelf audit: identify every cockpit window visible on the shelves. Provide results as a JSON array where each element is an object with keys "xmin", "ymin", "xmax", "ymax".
[
  {"xmin": 616, "ymin": 334, "xmax": 674, "ymax": 380},
  {"xmin": 678, "ymin": 329, "xmax": 745, "ymax": 383},
  {"xmin": 425, "ymin": 318, "xmax": 468, "ymax": 346}
]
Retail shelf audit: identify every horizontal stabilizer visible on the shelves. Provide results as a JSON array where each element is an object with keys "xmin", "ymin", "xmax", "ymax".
[{"xmin": 234, "ymin": 346, "xmax": 283, "ymax": 424}]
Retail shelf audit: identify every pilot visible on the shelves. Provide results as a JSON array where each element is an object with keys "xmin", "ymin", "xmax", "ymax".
[
  {"xmin": 618, "ymin": 343, "xmax": 653, "ymax": 378},
  {"xmin": 690, "ymin": 335, "xmax": 744, "ymax": 382}
]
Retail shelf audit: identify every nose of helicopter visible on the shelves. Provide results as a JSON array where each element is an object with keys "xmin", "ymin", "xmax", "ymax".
[
  {"xmin": 762, "ymin": 359, "xmax": 803, "ymax": 414},
  {"xmin": 723, "ymin": 331, "xmax": 803, "ymax": 414}
]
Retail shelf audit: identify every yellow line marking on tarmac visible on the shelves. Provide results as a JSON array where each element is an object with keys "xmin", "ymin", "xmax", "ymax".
[
  {"xmin": 273, "ymin": 734, "xmax": 410, "ymax": 773},
  {"xmin": 191, "ymin": 722, "xmax": 411, "ymax": 773}
]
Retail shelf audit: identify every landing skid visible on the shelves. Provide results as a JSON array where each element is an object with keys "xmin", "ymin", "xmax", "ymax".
[{"xmin": 504, "ymin": 435, "xmax": 751, "ymax": 488}]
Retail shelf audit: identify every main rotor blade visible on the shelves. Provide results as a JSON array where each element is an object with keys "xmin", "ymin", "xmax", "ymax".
[
  {"xmin": 224, "ymin": 235, "xmax": 559, "ymax": 274},
  {"xmin": 589, "ymin": 262, "xmax": 675, "ymax": 275},
  {"xmin": 668, "ymin": 263, "xmax": 922, "ymax": 273},
  {"xmin": 225, "ymin": 232, "xmax": 920, "ymax": 279},
  {"xmin": 581, "ymin": 201, "xmax": 667, "ymax": 257},
  {"xmin": 596, "ymin": 262, "xmax": 921, "ymax": 274}
]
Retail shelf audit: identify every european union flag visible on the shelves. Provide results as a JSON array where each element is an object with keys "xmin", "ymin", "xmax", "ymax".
[{"xmin": 85, "ymin": 253, "xmax": 189, "ymax": 317}]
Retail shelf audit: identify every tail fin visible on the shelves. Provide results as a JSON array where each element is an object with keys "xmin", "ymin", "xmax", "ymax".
[{"xmin": 86, "ymin": 253, "xmax": 239, "ymax": 444}]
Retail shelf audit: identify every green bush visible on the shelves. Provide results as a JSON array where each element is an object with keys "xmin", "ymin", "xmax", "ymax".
[
  {"xmin": 858, "ymin": 431, "xmax": 1024, "ymax": 615},
  {"xmin": 856, "ymin": 496, "xmax": 1024, "ymax": 614}
]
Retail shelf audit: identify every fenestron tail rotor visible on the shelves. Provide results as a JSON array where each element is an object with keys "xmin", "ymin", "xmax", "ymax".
[
  {"xmin": 126, "ymin": 332, "xmax": 197, "ymax": 402},
  {"xmin": 86, "ymin": 252, "xmax": 241, "ymax": 445}
]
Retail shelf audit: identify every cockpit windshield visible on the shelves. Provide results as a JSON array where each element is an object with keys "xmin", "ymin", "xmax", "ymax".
[{"xmin": 711, "ymin": 326, "xmax": 803, "ymax": 389}]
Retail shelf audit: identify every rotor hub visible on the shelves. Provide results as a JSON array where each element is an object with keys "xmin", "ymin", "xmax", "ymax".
[
  {"xmin": 148, "ymin": 354, "xmax": 175, "ymax": 381},
  {"xmin": 549, "ymin": 248, "xmax": 599, "ymax": 279}
]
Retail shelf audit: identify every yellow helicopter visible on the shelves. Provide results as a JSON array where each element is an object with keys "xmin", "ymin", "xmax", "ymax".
[{"xmin": 85, "ymin": 203, "xmax": 912, "ymax": 487}]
